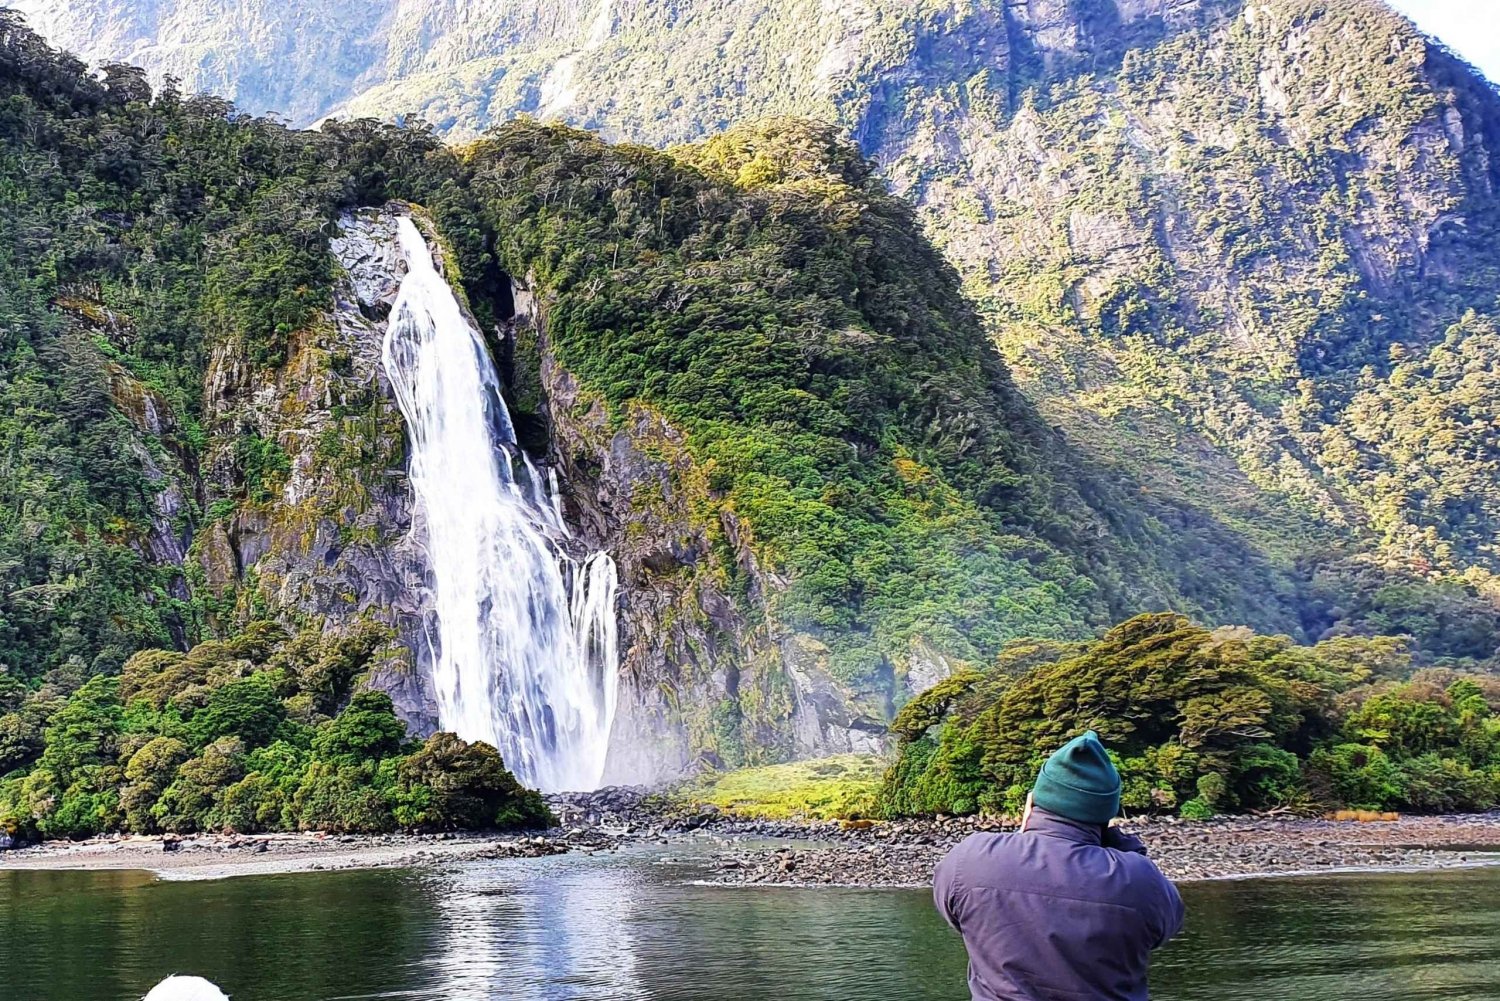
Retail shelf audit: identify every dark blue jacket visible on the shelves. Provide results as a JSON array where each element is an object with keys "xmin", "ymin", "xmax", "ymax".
[{"xmin": 933, "ymin": 809, "xmax": 1185, "ymax": 1001}]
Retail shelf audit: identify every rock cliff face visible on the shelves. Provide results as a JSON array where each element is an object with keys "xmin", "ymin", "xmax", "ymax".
[
  {"xmin": 517, "ymin": 295, "xmax": 889, "ymax": 782},
  {"xmin": 192, "ymin": 206, "xmax": 440, "ymax": 734},
  {"xmin": 10, "ymin": 1, "xmax": 1232, "ymax": 132},
  {"xmin": 20, "ymin": 0, "xmax": 1500, "ymax": 595}
]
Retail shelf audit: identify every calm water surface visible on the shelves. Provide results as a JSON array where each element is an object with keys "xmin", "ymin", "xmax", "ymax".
[{"xmin": 2, "ymin": 844, "xmax": 1498, "ymax": 1000}]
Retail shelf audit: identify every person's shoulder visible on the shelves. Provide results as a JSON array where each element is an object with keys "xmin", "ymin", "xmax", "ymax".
[
  {"xmin": 1107, "ymin": 841, "xmax": 1168, "ymax": 876},
  {"xmin": 936, "ymin": 829, "xmax": 1017, "ymax": 890},
  {"xmin": 940, "ymin": 830, "xmax": 1016, "ymax": 867},
  {"xmin": 954, "ymin": 829, "xmax": 1017, "ymax": 854},
  {"xmin": 1105, "ymin": 842, "xmax": 1184, "ymax": 937}
]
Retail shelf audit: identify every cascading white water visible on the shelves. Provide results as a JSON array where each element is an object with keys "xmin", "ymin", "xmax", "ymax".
[{"xmin": 381, "ymin": 215, "xmax": 619, "ymax": 792}]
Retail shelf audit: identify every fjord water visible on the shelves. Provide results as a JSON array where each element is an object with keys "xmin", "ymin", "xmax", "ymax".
[
  {"xmin": 3, "ymin": 853, "xmax": 1498, "ymax": 1001},
  {"xmin": 382, "ymin": 215, "xmax": 618, "ymax": 792}
]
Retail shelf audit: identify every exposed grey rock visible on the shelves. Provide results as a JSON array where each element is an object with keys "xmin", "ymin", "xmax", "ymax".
[
  {"xmin": 903, "ymin": 640, "xmax": 956, "ymax": 699},
  {"xmin": 329, "ymin": 209, "xmax": 405, "ymax": 313},
  {"xmin": 533, "ymin": 287, "xmax": 884, "ymax": 785},
  {"xmin": 195, "ymin": 202, "xmax": 440, "ymax": 736}
]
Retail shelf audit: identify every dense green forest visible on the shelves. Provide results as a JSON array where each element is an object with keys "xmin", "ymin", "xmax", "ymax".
[
  {"xmin": 110, "ymin": 0, "xmax": 1500, "ymax": 618},
  {"xmin": 0, "ymin": 12, "xmax": 1353, "ymax": 699},
  {"xmin": 0, "ymin": 16, "xmax": 1179, "ymax": 829},
  {"xmin": 0, "ymin": 623, "xmax": 550, "ymax": 838},
  {"xmin": 358, "ymin": 0, "xmax": 1500, "ymax": 662},
  {"xmin": 4, "ymin": 6, "xmax": 1500, "ymax": 834},
  {"xmin": 0, "ymin": 12, "xmax": 426, "ymax": 682},
  {"xmin": 882, "ymin": 613, "xmax": 1500, "ymax": 818}
]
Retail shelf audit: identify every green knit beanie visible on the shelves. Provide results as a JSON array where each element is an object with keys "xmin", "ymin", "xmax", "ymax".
[{"xmin": 1031, "ymin": 730, "xmax": 1121, "ymax": 825}]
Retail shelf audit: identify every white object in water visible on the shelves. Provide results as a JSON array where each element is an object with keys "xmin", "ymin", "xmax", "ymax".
[{"xmin": 141, "ymin": 976, "xmax": 230, "ymax": 1001}]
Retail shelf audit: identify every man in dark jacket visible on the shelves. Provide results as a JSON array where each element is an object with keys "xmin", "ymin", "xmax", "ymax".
[{"xmin": 933, "ymin": 731, "xmax": 1185, "ymax": 1001}]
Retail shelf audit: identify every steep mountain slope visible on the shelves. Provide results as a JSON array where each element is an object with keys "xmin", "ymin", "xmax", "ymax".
[
  {"xmin": 6, "ymin": 1, "xmax": 1500, "ymax": 792},
  {"xmin": 14, "ymin": 0, "xmax": 1500, "ymax": 660},
  {"xmin": 8, "ymin": 0, "xmax": 391, "ymax": 124},
  {"xmin": 362, "ymin": 0, "xmax": 1500, "ymax": 588},
  {"xmin": 2, "ymin": 14, "xmax": 1319, "ymax": 786}
]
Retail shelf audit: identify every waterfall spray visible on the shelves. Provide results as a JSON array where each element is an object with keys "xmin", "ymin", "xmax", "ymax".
[{"xmin": 382, "ymin": 215, "xmax": 619, "ymax": 792}]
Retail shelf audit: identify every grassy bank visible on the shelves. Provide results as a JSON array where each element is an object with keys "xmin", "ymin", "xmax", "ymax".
[{"xmin": 676, "ymin": 755, "xmax": 884, "ymax": 821}]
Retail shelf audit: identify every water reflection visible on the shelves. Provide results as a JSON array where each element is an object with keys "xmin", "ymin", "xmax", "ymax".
[
  {"xmin": 415, "ymin": 851, "xmax": 648, "ymax": 1000},
  {"xmin": 2, "ymin": 847, "xmax": 1498, "ymax": 1001}
]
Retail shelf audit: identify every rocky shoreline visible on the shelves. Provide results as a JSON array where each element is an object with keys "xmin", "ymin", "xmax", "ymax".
[
  {"xmin": 552, "ymin": 789, "xmax": 1500, "ymax": 887},
  {"xmin": 4, "ymin": 787, "xmax": 1499, "ymax": 886},
  {"xmin": 696, "ymin": 814, "xmax": 1500, "ymax": 887}
]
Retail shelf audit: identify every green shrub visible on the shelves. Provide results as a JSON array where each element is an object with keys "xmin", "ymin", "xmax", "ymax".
[
  {"xmin": 120, "ymin": 736, "xmax": 190, "ymax": 832},
  {"xmin": 1195, "ymin": 772, "xmax": 1228, "ymax": 810},
  {"xmin": 392, "ymin": 733, "xmax": 550, "ymax": 831},
  {"xmin": 1230, "ymin": 746, "xmax": 1302, "ymax": 809},
  {"xmin": 187, "ymin": 674, "xmax": 287, "ymax": 749},
  {"xmin": 1178, "ymin": 798, "xmax": 1215, "ymax": 820},
  {"xmin": 310, "ymin": 691, "xmax": 407, "ymax": 763},
  {"xmin": 290, "ymin": 760, "xmax": 395, "ymax": 833},
  {"xmin": 216, "ymin": 773, "xmax": 286, "ymax": 833},
  {"xmin": 677, "ymin": 755, "xmax": 883, "ymax": 820},
  {"xmin": 46, "ymin": 767, "xmax": 123, "ymax": 839},
  {"xmin": 152, "ymin": 738, "xmax": 246, "ymax": 833},
  {"xmin": 1306, "ymin": 744, "xmax": 1404, "ymax": 811},
  {"xmin": 1396, "ymin": 754, "xmax": 1495, "ymax": 812}
]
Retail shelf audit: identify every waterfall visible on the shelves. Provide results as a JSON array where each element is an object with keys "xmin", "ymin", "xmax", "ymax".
[{"xmin": 381, "ymin": 215, "xmax": 619, "ymax": 792}]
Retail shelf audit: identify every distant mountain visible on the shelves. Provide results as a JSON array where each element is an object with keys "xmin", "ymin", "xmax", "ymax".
[
  {"xmin": 9, "ymin": 2, "xmax": 1243, "ymax": 137},
  {"xmin": 6, "ymin": 10, "xmax": 1326, "ymax": 787},
  {"xmin": 9, "ymin": 0, "xmax": 1500, "ymax": 662}
]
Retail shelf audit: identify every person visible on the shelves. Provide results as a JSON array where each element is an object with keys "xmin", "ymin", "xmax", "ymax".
[{"xmin": 933, "ymin": 730, "xmax": 1184, "ymax": 1001}]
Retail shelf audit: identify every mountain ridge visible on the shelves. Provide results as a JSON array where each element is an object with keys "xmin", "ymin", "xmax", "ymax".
[
  {"xmin": 15, "ymin": 1, "xmax": 1500, "ymax": 622},
  {"xmin": 4, "ymin": 0, "xmax": 1500, "ymax": 780}
]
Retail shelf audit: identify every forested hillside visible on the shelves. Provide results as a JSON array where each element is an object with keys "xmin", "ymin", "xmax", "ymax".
[
  {"xmin": 0, "ymin": 9, "xmax": 1356, "ymax": 829},
  {"xmin": 0, "ymin": 12, "xmax": 1206, "ymax": 687},
  {"xmin": 15, "ymin": 0, "xmax": 1500, "ymax": 662},
  {"xmin": 906, "ymin": 0, "xmax": 1500, "ymax": 633},
  {"xmin": 5, "ymin": 0, "xmax": 1500, "ymax": 829}
]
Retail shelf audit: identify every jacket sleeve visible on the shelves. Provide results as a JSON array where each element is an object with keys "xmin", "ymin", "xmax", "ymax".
[
  {"xmin": 1147, "ymin": 868, "xmax": 1186, "ymax": 949},
  {"xmin": 932, "ymin": 837, "xmax": 969, "ymax": 932},
  {"xmin": 1104, "ymin": 827, "xmax": 1150, "ymax": 856}
]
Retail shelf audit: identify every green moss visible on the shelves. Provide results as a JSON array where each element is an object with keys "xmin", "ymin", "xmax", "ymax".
[{"xmin": 678, "ymin": 754, "xmax": 885, "ymax": 820}]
